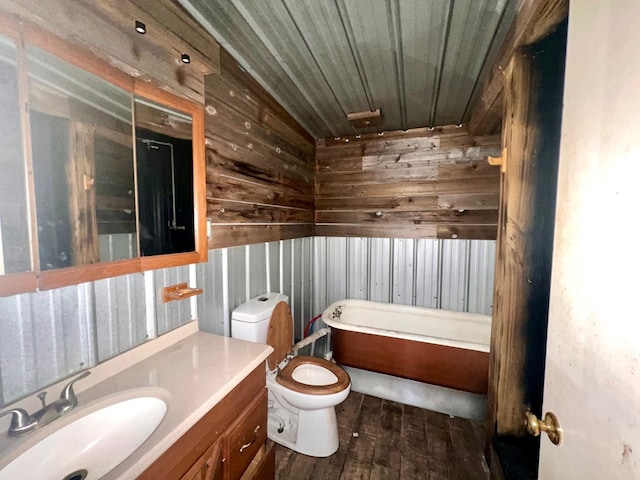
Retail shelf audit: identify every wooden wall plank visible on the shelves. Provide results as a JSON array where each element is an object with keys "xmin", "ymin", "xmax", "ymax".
[
  {"xmin": 205, "ymin": 50, "xmax": 315, "ymax": 248},
  {"xmin": 210, "ymin": 224, "xmax": 313, "ymax": 249},
  {"xmin": 315, "ymin": 210, "xmax": 497, "ymax": 225},
  {"xmin": 4, "ymin": 0, "xmax": 219, "ymax": 104},
  {"xmin": 207, "ymin": 174, "xmax": 313, "ymax": 211},
  {"xmin": 214, "ymin": 50, "xmax": 314, "ymax": 147},
  {"xmin": 314, "ymin": 224, "xmax": 436, "ymax": 239},
  {"xmin": 206, "ymin": 145, "xmax": 313, "ymax": 193},
  {"xmin": 316, "ymin": 196, "xmax": 439, "ymax": 212},
  {"xmin": 316, "ymin": 127, "xmax": 501, "ymax": 240},
  {"xmin": 208, "ymin": 200, "xmax": 313, "ymax": 224},
  {"xmin": 317, "ymin": 176, "xmax": 499, "ymax": 199},
  {"xmin": 436, "ymin": 225, "xmax": 498, "ymax": 240}
]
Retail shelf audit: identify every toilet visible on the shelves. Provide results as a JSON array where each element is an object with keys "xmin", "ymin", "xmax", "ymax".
[{"xmin": 231, "ymin": 293, "xmax": 351, "ymax": 457}]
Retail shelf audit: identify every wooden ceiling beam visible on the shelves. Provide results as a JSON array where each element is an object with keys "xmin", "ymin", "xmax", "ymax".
[{"xmin": 467, "ymin": 0, "xmax": 569, "ymax": 136}]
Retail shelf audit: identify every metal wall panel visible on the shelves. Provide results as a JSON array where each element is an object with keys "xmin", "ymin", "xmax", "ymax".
[
  {"xmin": 369, "ymin": 237, "xmax": 392, "ymax": 302},
  {"xmin": 313, "ymin": 237, "xmax": 328, "ymax": 316},
  {"xmin": 197, "ymin": 248, "xmax": 226, "ymax": 336},
  {"xmin": 180, "ymin": 0, "xmax": 520, "ymax": 137},
  {"xmin": 347, "ymin": 237, "xmax": 369, "ymax": 300},
  {"xmin": 440, "ymin": 240, "xmax": 470, "ymax": 311},
  {"xmin": 415, "ymin": 239, "xmax": 440, "ymax": 308},
  {"xmin": 94, "ymin": 272, "xmax": 147, "ymax": 362},
  {"xmin": 312, "ymin": 237, "xmax": 495, "ymax": 317},
  {"xmin": 392, "ymin": 238, "xmax": 416, "ymax": 305},
  {"xmin": 98, "ymin": 234, "xmax": 137, "ymax": 262},
  {"xmin": 226, "ymin": 245, "xmax": 248, "ymax": 313},
  {"xmin": 326, "ymin": 237, "xmax": 348, "ymax": 305},
  {"xmin": 194, "ymin": 239, "xmax": 313, "ymax": 341},
  {"xmin": 267, "ymin": 241, "xmax": 280, "ymax": 294},
  {"xmin": 177, "ymin": 0, "xmax": 331, "ymax": 137},
  {"xmin": 0, "ymin": 236, "xmax": 492, "ymax": 408},
  {"xmin": 291, "ymin": 238, "xmax": 303, "ymax": 339},
  {"xmin": 0, "ymin": 285, "xmax": 96, "ymax": 405},
  {"xmin": 280, "ymin": 239, "xmax": 292, "ymax": 312},
  {"xmin": 0, "ymin": 256, "xmax": 209, "ymax": 408},
  {"xmin": 467, "ymin": 240, "xmax": 496, "ymax": 315},
  {"xmin": 302, "ymin": 237, "xmax": 314, "ymax": 326},
  {"xmin": 154, "ymin": 265, "xmax": 193, "ymax": 335},
  {"xmin": 249, "ymin": 243, "xmax": 268, "ymax": 299}
]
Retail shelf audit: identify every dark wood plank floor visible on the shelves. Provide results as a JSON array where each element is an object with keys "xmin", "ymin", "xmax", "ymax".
[{"xmin": 275, "ymin": 392, "xmax": 488, "ymax": 480}]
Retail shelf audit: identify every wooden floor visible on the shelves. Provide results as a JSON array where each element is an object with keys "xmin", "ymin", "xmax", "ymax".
[{"xmin": 275, "ymin": 392, "xmax": 488, "ymax": 480}]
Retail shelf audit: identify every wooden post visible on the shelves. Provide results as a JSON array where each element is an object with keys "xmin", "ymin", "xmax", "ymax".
[
  {"xmin": 67, "ymin": 121, "xmax": 99, "ymax": 266},
  {"xmin": 487, "ymin": 18, "xmax": 567, "ymax": 453}
]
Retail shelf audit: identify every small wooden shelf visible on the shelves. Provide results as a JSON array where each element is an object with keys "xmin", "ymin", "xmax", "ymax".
[{"xmin": 162, "ymin": 283, "xmax": 203, "ymax": 303}]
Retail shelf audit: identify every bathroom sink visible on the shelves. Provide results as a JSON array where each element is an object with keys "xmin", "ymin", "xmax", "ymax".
[{"xmin": 0, "ymin": 395, "xmax": 167, "ymax": 480}]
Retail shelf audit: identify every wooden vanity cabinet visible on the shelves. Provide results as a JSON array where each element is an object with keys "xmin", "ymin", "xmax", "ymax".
[
  {"xmin": 138, "ymin": 365, "xmax": 274, "ymax": 480},
  {"xmin": 180, "ymin": 440, "xmax": 223, "ymax": 480}
]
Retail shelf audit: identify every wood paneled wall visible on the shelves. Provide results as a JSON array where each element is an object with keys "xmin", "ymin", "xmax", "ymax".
[
  {"xmin": 204, "ymin": 51, "xmax": 316, "ymax": 249},
  {"xmin": 316, "ymin": 128, "xmax": 501, "ymax": 240},
  {"xmin": 2, "ymin": 0, "xmax": 219, "ymax": 104}
]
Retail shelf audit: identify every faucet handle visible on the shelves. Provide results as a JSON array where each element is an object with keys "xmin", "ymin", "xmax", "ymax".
[
  {"xmin": 0, "ymin": 408, "xmax": 36, "ymax": 436},
  {"xmin": 59, "ymin": 370, "xmax": 91, "ymax": 410}
]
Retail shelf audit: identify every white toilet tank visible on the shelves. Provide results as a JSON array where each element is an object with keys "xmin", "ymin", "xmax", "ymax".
[{"xmin": 231, "ymin": 292, "xmax": 289, "ymax": 343}]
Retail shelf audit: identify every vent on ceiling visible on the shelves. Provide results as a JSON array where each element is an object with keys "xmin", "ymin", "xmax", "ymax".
[{"xmin": 347, "ymin": 108, "xmax": 383, "ymax": 134}]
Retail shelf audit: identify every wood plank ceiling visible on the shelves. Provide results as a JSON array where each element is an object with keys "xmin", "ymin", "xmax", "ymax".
[{"xmin": 178, "ymin": 0, "xmax": 520, "ymax": 138}]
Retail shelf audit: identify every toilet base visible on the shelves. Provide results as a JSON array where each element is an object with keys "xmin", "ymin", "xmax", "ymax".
[{"xmin": 268, "ymin": 400, "xmax": 339, "ymax": 457}]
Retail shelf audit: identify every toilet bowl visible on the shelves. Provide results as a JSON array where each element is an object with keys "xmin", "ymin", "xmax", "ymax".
[{"xmin": 231, "ymin": 293, "xmax": 351, "ymax": 457}]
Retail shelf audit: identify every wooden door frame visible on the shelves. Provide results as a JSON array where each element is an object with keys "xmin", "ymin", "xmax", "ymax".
[{"xmin": 485, "ymin": 15, "xmax": 568, "ymax": 480}]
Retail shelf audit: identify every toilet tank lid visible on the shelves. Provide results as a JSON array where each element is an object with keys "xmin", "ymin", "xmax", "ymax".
[{"xmin": 232, "ymin": 292, "xmax": 289, "ymax": 322}]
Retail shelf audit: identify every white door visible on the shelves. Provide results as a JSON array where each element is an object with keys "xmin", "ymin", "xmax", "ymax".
[{"xmin": 538, "ymin": 1, "xmax": 640, "ymax": 478}]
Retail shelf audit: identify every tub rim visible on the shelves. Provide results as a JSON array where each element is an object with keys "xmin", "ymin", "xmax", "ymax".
[{"xmin": 321, "ymin": 299, "xmax": 491, "ymax": 353}]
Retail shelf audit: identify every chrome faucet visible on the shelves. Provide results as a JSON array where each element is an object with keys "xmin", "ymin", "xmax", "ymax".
[{"xmin": 0, "ymin": 370, "xmax": 91, "ymax": 437}]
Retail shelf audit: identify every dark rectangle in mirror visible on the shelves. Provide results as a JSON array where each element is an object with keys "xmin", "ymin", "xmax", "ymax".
[
  {"xmin": 136, "ymin": 129, "xmax": 194, "ymax": 256},
  {"xmin": 134, "ymin": 98, "xmax": 195, "ymax": 257}
]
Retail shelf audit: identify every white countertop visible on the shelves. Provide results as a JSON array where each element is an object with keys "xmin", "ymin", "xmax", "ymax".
[{"xmin": 0, "ymin": 322, "xmax": 273, "ymax": 479}]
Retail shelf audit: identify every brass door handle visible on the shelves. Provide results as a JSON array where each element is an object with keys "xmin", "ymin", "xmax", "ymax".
[{"xmin": 525, "ymin": 411, "xmax": 562, "ymax": 445}]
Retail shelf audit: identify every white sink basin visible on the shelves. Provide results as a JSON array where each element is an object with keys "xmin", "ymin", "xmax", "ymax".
[{"xmin": 0, "ymin": 395, "xmax": 167, "ymax": 480}]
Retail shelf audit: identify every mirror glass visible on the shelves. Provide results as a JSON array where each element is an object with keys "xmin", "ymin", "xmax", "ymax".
[
  {"xmin": 0, "ymin": 34, "xmax": 31, "ymax": 274},
  {"xmin": 27, "ymin": 45, "xmax": 137, "ymax": 270},
  {"xmin": 134, "ymin": 97, "xmax": 194, "ymax": 257}
]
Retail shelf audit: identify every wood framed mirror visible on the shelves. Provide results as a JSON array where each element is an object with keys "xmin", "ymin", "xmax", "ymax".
[
  {"xmin": 0, "ymin": 21, "xmax": 37, "ymax": 296},
  {"xmin": 0, "ymin": 16, "xmax": 206, "ymax": 295}
]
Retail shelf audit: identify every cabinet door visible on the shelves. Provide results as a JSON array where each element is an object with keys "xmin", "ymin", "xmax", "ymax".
[
  {"xmin": 224, "ymin": 389, "xmax": 268, "ymax": 480},
  {"xmin": 241, "ymin": 441, "xmax": 275, "ymax": 480},
  {"xmin": 180, "ymin": 439, "xmax": 223, "ymax": 480}
]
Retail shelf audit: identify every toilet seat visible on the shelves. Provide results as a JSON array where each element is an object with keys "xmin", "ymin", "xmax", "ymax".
[
  {"xmin": 276, "ymin": 356, "xmax": 350, "ymax": 395},
  {"xmin": 268, "ymin": 302, "xmax": 350, "ymax": 396}
]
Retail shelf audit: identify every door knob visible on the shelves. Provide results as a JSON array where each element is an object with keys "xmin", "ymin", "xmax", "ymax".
[{"xmin": 524, "ymin": 411, "xmax": 562, "ymax": 446}]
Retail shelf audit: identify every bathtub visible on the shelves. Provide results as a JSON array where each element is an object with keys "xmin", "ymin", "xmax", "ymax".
[{"xmin": 321, "ymin": 299, "xmax": 491, "ymax": 396}]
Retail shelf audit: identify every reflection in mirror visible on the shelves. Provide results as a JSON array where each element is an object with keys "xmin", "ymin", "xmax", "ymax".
[
  {"xmin": 0, "ymin": 34, "xmax": 31, "ymax": 275},
  {"xmin": 26, "ymin": 45, "xmax": 136, "ymax": 270},
  {"xmin": 134, "ymin": 97, "xmax": 194, "ymax": 257}
]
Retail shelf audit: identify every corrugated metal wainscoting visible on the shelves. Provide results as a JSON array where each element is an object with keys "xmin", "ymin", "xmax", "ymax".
[
  {"xmin": 312, "ymin": 237, "xmax": 496, "ymax": 317},
  {"xmin": 196, "ymin": 238, "xmax": 313, "ymax": 342},
  {"xmin": 0, "ymin": 237, "xmax": 494, "ymax": 407},
  {"xmin": 0, "ymin": 263, "xmax": 194, "ymax": 407}
]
